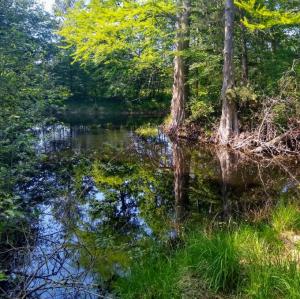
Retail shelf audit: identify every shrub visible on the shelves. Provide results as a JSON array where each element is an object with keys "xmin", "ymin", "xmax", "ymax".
[{"xmin": 188, "ymin": 100, "xmax": 214, "ymax": 123}]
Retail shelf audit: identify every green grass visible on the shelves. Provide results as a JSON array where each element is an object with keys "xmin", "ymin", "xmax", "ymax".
[
  {"xmin": 184, "ymin": 232, "xmax": 241, "ymax": 293},
  {"xmin": 113, "ymin": 203, "xmax": 300, "ymax": 299},
  {"xmin": 114, "ymin": 248, "xmax": 181, "ymax": 299},
  {"xmin": 135, "ymin": 124, "xmax": 158, "ymax": 138},
  {"xmin": 272, "ymin": 202, "xmax": 300, "ymax": 233}
]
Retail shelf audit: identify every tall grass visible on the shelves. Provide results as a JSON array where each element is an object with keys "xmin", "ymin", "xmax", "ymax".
[
  {"xmin": 184, "ymin": 232, "xmax": 241, "ymax": 293},
  {"xmin": 114, "ymin": 247, "xmax": 181, "ymax": 299},
  {"xmin": 271, "ymin": 202, "xmax": 300, "ymax": 233},
  {"xmin": 114, "ymin": 204, "xmax": 300, "ymax": 298}
]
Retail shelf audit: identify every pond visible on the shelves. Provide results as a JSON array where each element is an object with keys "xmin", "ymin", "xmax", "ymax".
[{"xmin": 1, "ymin": 113, "xmax": 299, "ymax": 298}]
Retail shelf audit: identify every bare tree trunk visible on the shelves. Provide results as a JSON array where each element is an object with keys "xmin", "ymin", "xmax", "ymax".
[
  {"xmin": 218, "ymin": 0, "xmax": 239, "ymax": 145},
  {"xmin": 169, "ymin": 0, "xmax": 191, "ymax": 133}
]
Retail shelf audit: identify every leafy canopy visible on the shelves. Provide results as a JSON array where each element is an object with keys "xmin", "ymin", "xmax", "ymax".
[
  {"xmin": 59, "ymin": 0, "xmax": 175, "ymax": 68},
  {"xmin": 235, "ymin": 0, "xmax": 300, "ymax": 30}
]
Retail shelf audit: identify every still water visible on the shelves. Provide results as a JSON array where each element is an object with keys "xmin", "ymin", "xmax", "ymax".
[{"xmin": 1, "ymin": 114, "xmax": 299, "ymax": 298}]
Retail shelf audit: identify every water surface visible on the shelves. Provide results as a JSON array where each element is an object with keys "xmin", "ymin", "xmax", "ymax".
[{"xmin": 1, "ymin": 114, "xmax": 299, "ymax": 298}]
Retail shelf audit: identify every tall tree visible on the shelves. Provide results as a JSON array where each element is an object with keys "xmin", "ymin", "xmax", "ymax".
[
  {"xmin": 218, "ymin": 0, "xmax": 239, "ymax": 144},
  {"xmin": 168, "ymin": 0, "xmax": 191, "ymax": 133}
]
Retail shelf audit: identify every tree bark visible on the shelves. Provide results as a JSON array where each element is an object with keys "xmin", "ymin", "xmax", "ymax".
[
  {"xmin": 218, "ymin": 0, "xmax": 239, "ymax": 144},
  {"xmin": 169, "ymin": 0, "xmax": 191, "ymax": 133}
]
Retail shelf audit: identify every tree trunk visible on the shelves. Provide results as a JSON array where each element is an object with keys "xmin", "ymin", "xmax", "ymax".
[
  {"xmin": 218, "ymin": 0, "xmax": 239, "ymax": 145},
  {"xmin": 169, "ymin": 0, "xmax": 191, "ymax": 133}
]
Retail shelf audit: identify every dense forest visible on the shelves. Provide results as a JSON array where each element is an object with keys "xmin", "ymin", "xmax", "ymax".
[{"xmin": 0, "ymin": 0, "xmax": 300, "ymax": 298}]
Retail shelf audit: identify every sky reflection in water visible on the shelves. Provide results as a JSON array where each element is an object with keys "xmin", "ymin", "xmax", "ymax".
[{"xmin": 2, "ymin": 114, "xmax": 300, "ymax": 298}]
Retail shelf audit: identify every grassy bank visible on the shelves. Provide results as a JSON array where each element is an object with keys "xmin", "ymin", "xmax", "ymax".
[{"xmin": 114, "ymin": 201, "xmax": 300, "ymax": 298}]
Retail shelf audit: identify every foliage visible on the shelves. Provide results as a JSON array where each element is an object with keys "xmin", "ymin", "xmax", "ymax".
[
  {"xmin": 235, "ymin": 85, "xmax": 258, "ymax": 103},
  {"xmin": 188, "ymin": 100, "xmax": 214, "ymax": 123},
  {"xmin": 188, "ymin": 0, "xmax": 224, "ymax": 108},
  {"xmin": 0, "ymin": 0, "xmax": 68, "ymax": 221},
  {"xmin": 252, "ymin": 63, "xmax": 300, "ymax": 134},
  {"xmin": 235, "ymin": 0, "xmax": 300, "ymax": 30},
  {"xmin": 135, "ymin": 124, "xmax": 158, "ymax": 138},
  {"xmin": 272, "ymin": 202, "xmax": 300, "ymax": 232},
  {"xmin": 114, "ymin": 245, "xmax": 181, "ymax": 299},
  {"xmin": 1, "ymin": 0, "xmax": 300, "ymax": 294},
  {"xmin": 0, "ymin": 272, "xmax": 6, "ymax": 282},
  {"xmin": 58, "ymin": 0, "xmax": 175, "ymax": 100},
  {"xmin": 274, "ymin": 62, "xmax": 300, "ymax": 128},
  {"xmin": 57, "ymin": 0, "xmax": 299, "ymax": 132},
  {"xmin": 59, "ymin": 0, "xmax": 175, "ymax": 66}
]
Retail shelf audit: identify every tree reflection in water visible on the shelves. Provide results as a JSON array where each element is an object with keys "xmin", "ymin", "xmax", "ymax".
[
  {"xmin": 172, "ymin": 141, "xmax": 191, "ymax": 238},
  {"xmin": 216, "ymin": 147, "xmax": 239, "ymax": 220},
  {"xmin": 1, "ymin": 120, "xmax": 300, "ymax": 298}
]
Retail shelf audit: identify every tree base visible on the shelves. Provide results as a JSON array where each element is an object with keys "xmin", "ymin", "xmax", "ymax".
[{"xmin": 163, "ymin": 122, "xmax": 300, "ymax": 158}]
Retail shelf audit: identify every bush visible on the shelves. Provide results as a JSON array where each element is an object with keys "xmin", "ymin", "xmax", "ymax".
[{"xmin": 188, "ymin": 100, "xmax": 214, "ymax": 123}]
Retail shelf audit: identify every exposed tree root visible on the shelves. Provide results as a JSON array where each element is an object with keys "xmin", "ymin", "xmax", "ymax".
[{"xmin": 163, "ymin": 121, "xmax": 300, "ymax": 158}]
